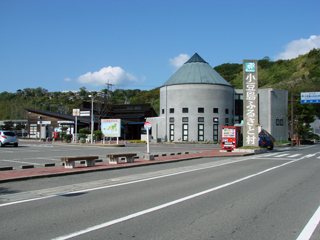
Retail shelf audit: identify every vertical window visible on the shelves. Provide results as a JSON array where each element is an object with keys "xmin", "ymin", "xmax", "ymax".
[
  {"xmin": 198, "ymin": 107, "xmax": 204, "ymax": 113},
  {"xmin": 198, "ymin": 117, "xmax": 204, "ymax": 122},
  {"xmin": 225, "ymin": 118, "xmax": 229, "ymax": 126},
  {"xmin": 162, "ymin": 109, "xmax": 165, "ymax": 114},
  {"xmin": 169, "ymin": 124, "xmax": 174, "ymax": 142},
  {"xmin": 170, "ymin": 108, "xmax": 174, "ymax": 113},
  {"xmin": 213, "ymin": 123, "xmax": 219, "ymax": 142},
  {"xmin": 169, "ymin": 117, "xmax": 174, "ymax": 123},
  {"xmin": 225, "ymin": 108, "xmax": 229, "ymax": 114},
  {"xmin": 198, "ymin": 124, "xmax": 204, "ymax": 141},
  {"xmin": 182, "ymin": 108, "xmax": 188, "ymax": 113},
  {"xmin": 182, "ymin": 124, "xmax": 189, "ymax": 141},
  {"xmin": 213, "ymin": 108, "xmax": 219, "ymax": 113}
]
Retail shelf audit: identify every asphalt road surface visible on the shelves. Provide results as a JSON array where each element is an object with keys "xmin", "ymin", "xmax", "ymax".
[
  {"xmin": 0, "ymin": 141, "xmax": 215, "ymax": 169},
  {"xmin": 0, "ymin": 144, "xmax": 319, "ymax": 240}
]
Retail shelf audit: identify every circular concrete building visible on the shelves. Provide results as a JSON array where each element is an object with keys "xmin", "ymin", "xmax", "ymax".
[{"xmin": 159, "ymin": 53, "xmax": 234, "ymax": 142}]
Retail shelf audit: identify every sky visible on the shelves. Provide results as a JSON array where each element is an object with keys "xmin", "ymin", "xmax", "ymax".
[{"xmin": 1, "ymin": 0, "xmax": 320, "ymax": 93}]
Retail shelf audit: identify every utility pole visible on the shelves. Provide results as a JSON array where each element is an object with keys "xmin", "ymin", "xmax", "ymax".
[{"xmin": 88, "ymin": 95, "xmax": 94, "ymax": 144}]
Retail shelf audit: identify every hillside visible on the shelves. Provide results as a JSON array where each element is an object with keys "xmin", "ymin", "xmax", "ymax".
[
  {"xmin": 0, "ymin": 49, "xmax": 319, "ymax": 121},
  {"xmin": 214, "ymin": 48, "xmax": 320, "ymax": 94}
]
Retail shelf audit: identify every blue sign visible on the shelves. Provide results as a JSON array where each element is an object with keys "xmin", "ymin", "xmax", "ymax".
[
  {"xmin": 244, "ymin": 62, "xmax": 256, "ymax": 73},
  {"xmin": 300, "ymin": 92, "xmax": 320, "ymax": 104}
]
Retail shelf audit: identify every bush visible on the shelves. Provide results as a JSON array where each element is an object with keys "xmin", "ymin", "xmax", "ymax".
[
  {"xmin": 79, "ymin": 128, "xmax": 90, "ymax": 139},
  {"xmin": 94, "ymin": 130, "xmax": 103, "ymax": 141},
  {"xmin": 64, "ymin": 134, "xmax": 73, "ymax": 143}
]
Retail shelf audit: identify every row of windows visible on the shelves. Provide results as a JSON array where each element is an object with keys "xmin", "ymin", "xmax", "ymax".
[
  {"xmin": 170, "ymin": 117, "xmax": 230, "ymax": 125},
  {"xmin": 163, "ymin": 108, "xmax": 231, "ymax": 114},
  {"xmin": 169, "ymin": 123, "xmax": 219, "ymax": 142}
]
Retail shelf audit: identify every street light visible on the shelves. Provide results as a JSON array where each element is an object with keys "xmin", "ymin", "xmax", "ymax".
[{"xmin": 88, "ymin": 95, "xmax": 94, "ymax": 144}]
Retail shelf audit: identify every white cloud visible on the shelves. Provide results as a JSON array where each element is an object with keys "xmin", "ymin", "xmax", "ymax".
[
  {"xmin": 77, "ymin": 66, "xmax": 137, "ymax": 87},
  {"xmin": 276, "ymin": 35, "xmax": 320, "ymax": 60},
  {"xmin": 64, "ymin": 77, "xmax": 72, "ymax": 82},
  {"xmin": 169, "ymin": 53, "xmax": 190, "ymax": 69}
]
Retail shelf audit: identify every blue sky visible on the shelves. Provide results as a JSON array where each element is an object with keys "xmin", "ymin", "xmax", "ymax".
[{"xmin": 1, "ymin": 0, "xmax": 319, "ymax": 92}]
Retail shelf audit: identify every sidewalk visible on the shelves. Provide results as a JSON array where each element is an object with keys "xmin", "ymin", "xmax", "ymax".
[{"xmin": 0, "ymin": 150, "xmax": 252, "ymax": 183}]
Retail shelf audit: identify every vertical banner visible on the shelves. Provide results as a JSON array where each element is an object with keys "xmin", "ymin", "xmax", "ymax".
[{"xmin": 243, "ymin": 60, "xmax": 259, "ymax": 147}]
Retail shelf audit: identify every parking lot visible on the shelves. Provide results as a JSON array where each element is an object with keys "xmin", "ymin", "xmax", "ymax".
[{"xmin": 0, "ymin": 140, "xmax": 217, "ymax": 170}]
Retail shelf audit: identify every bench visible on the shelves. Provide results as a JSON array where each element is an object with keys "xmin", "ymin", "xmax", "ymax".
[
  {"xmin": 61, "ymin": 156, "xmax": 99, "ymax": 169},
  {"xmin": 106, "ymin": 153, "xmax": 137, "ymax": 164}
]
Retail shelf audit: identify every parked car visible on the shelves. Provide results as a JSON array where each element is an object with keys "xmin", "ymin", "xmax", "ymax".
[
  {"xmin": 0, "ymin": 130, "xmax": 18, "ymax": 147},
  {"xmin": 259, "ymin": 129, "xmax": 274, "ymax": 150}
]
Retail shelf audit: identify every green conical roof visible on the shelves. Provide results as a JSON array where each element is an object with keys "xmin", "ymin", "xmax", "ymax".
[{"xmin": 163, "ymin": 53, "xmax": 231, "ymax": 87}]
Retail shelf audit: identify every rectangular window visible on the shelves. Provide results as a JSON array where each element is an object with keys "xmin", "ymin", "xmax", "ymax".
[
  {"xmin": 198, "ymin": 124, "xmax": 204, "ymax": 141},
  {"xmin": 182, "ymin": 117, "xmax": 189, "ymax": 122},
  {"xmin": 198, "ymin": 107, "xmax": 204, "ymax": 113},
  {"xmin": 213, "ymin": 108, "xmax": 219, "ymax": 113},
  {"xmin": 182, "ymin": 108, "xmax": 188, "ymax": 113},
  {"xmin": 198, "ymin": 117, "xmax": 204, "ymax": 122},
  {"xmin": 225, "ymin": 108, "xmax": 229, "ymax": 114},
  {"xmin": 182, "ymin": 124, "xmax": 188, "ymax": 141},
  {"xmin": 169, "ymin": 117, "xmax": 174, "ymax": 123},
  {"xmin": 162, "ymin": 109, "xmax": 165, "ymax": 114},
  {"xmin": 213, "ymin": 124, "xmax": 219, "ymax": 142},
  {"xmin": 169, "ymin": 124, "xmax": 174, "ymax": 141},
  {"xmin": 225, "ymin": 118, "xmax": 229, "ymax": 126},
  {"xmin": 170, "ymin": 108, "xmax": 174, "ymax": 113},
  {"xmin": 213, "ymin": 117, "xmax": 219, "ymax": 123}
]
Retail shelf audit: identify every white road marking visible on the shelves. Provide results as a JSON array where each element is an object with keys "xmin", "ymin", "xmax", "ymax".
[
  {"xmin": 288, "ymin": 154, "xmax": 302, "ymax": 158},
  {"xmin": 262, "ymin": 152, "xmax": 279, "ymax": 157},
  {"xmin": 296, "ymin": 205, "xmax": 320, "ymax": 240},
  {"xmin": 275, "ymin": 153, "xmax": 290, "ymax": 158},
  {"xmin": 0, "ymin": 157, "xmax": 257, "ymax": 207},
  {"xmin": 51, "ymin": 158, "xmax": 302, "ymax": 240},
  {"xmin": 0, "ymin": 159, "xmax": 43, "ymax": 165}
]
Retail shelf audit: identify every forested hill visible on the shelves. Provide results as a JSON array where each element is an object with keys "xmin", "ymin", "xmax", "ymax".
[
  {"xmin": 214, "ymin": 48, "xmax": 320, "ymax": 93},
  {"xmin": 0, "ymin": 49, "xmax": 319, "ymax": 120}
]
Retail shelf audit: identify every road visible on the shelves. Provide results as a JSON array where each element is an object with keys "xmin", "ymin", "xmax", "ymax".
[
  {"xmin": 0, "ymin": 144, "xmax": 320, "ymax": 240},
  {"xmin": 0, "ymin": 141, "xmax": 214, "ymax": 169}
]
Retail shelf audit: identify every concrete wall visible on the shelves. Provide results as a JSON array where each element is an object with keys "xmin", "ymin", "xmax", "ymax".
[
  {"xmin": 258, "ymin": 88, "xmax": 288, "ymax": 141},
  {"xmin": 159, "ymin": 84, "xmax": 235, "ymax": 142}
]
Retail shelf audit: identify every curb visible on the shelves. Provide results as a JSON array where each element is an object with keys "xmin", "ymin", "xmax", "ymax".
[{"xmin": 0, "ymin": 151, "xmax": 251, "ymax": 183}]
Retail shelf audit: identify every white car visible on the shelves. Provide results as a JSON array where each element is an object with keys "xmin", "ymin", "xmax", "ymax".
[{"xmin": 0, "ymin": 130, "xmax": 18, "ymax": 147}]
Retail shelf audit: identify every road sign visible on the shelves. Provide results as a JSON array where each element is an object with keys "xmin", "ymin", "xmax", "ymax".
[
  {"xmin": 301, "ymin": 92, "xmax": 320, "ymax": 104},
  {"xmin": 80, "ymin": 111, "xmax": 90, "ymax": 116},
  {"xmin": 144, "ymin": 121, "xmax": 152, "ymax": 130},
  {"xmin": 72, "ymin": 109, "xmax": 80, "ymax": 116}
]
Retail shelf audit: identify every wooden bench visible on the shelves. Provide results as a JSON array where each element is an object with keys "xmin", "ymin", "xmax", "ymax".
[
  {"xmin": 106, "ymin": 153, "xmax": 137, "ymax": 164},
  {"xmin": 61, "ymin": 156, "xmax": 99, "ymax": 169}
]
